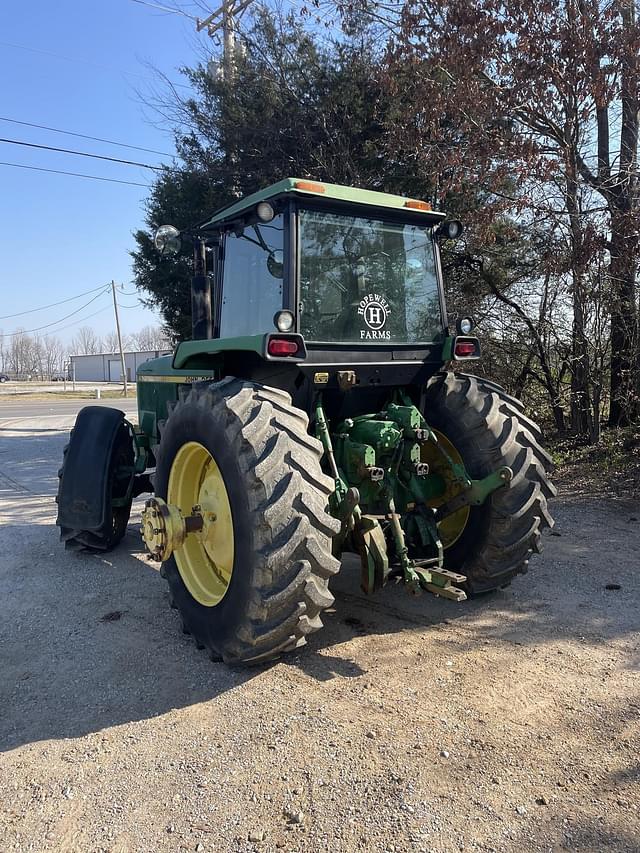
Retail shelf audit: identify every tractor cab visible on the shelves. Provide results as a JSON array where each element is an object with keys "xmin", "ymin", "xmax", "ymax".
[
  {"xmin": 155, "ymin": 177, "xmax": 464, "ymax": 351},
  {"xmin": 152, "ymin": 178, "xmax": 473, "ymax": 408}
]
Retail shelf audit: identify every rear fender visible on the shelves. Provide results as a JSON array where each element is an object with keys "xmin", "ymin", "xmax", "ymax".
[{"xmin": 56, "ymin": 406, "xmax": 133, "ymax": 532}]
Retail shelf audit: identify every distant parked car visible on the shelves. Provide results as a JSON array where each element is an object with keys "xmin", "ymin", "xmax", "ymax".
[
  {"xmin": 51, "ymin": 374, "xmax": 67, "ymax": 382},
  {"xmin": 0, "ymin": 373, "xmax": 9, "ymax": 383}
]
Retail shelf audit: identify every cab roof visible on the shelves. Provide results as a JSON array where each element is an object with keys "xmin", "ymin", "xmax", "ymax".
[{"xmin": 201, "ymin": 178, "xmax": 446, "ymax": 228}]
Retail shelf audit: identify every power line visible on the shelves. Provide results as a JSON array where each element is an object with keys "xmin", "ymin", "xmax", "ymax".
[
  {"xmin": 40, "ymin": 305, "xmax": 112, "ymax": 339},
  {"xmin": 0, "ymin": 284, "xmax": 108, "ymax": 320},
  {"xmin": 0, "ymin": 161, "xmax": 151, "ymax": 187},
  {"xmin": 0, "ymin": 117, "xmax": 173, "ymax": 157},
  {"xmin": 0, "ymin": 137, "xmax": 166, "ymax": 171},
  {"xmin": 4, "ymin": 288, "xmax": 110, "ymax": 337},
  {"xmin": 130, "ymin": 0, "xmax": 198, "ymax": 18},
  {"xmin": 6, "ymin": 306, "xmax": 110, "ymax": 343}
]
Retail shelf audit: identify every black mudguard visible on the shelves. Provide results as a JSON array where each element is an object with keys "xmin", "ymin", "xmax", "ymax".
[{"xmin": 56, "ymin": 406, "xmax": 129, "ymax": 532}]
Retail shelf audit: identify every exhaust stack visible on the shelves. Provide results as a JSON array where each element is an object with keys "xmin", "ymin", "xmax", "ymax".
[{"xmin": 192, "ymin": 237, "xmax": 212, "ymax": 340}]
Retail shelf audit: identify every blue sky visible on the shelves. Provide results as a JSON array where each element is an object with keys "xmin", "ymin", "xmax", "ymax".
[{"xmin": 0, "ymin": 0, "xmax": 210, "ymax": 345}]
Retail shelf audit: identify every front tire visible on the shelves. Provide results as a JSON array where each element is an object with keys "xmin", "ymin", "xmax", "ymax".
[
  {"xmin": 424, "ymin": 372, "xmax": 556, "ymax": 593},
  {"xmin": 154, "ymin": 378, "xmax": 340, "ymax": 665},
  {"xmin": 57, "ymin": 423, "xmax": 134, "ymax": 552}
]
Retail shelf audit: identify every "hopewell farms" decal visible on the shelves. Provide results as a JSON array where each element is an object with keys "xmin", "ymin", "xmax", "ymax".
[{"xmin": 358, "ymin": 293, "xmax": 391, "ymax": 340}]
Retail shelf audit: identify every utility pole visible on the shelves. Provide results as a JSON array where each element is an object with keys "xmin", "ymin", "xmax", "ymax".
[
  {"xmin": 111, "ymin": 280, "xmax": 128, "ymax": 397},
  {"xmin": 196, "ymin": 0, "xmax": 256, "ymax": 196},
  {"xmin": 222, "ymin": 0, "xmax": 235, "ymax": 83},
  {"xmin": 196, "ymin": 0, "xmax": 256, "ymax": 82}
]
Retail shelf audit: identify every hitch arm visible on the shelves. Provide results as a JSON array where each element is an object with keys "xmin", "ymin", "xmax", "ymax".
[{"xmin": 436, "ymin": 467, "xmax": 513, "ymax": 522}]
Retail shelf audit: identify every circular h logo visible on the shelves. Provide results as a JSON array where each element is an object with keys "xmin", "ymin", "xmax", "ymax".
[{"xmin": 364, "ymin": 300, "xmax": 387, "ymax": 331}]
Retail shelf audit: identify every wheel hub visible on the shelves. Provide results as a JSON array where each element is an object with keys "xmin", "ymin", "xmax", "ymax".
[{"xmin": 140, "ymin": 497, "xmax": 205, "ymax": 562}]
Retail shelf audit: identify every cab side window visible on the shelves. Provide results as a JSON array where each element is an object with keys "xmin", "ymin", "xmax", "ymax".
[{"xmin": 219, "ymin": 216, "xmax": 284, "ymax": 338}]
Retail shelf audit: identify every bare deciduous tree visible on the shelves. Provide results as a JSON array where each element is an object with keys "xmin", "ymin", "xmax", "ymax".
[
  {"xmin": 131, "ymin": 325, "xmax": 172, "ymax": 352},
  {"xmin": 7, "ymin": 330, "xmax": 41, "ymax": 378},
  {"xmin": 71, "ymin": 326, "xmax": 103, "ymax": 355},
  {"xmin": 41, "ymin": 335, "xmax": 66, "ymax": 378},
  {"xmin": 103, "ymin": 331, "xmax": 134, "ymax": 353}
]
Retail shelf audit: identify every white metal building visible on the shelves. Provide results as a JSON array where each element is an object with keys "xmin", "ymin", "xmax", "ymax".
[{"xmin": 70, "ymin": 350, "xmax": 171, "ymax": 382}]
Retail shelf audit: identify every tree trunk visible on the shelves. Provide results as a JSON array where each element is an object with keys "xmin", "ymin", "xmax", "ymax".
[
  {"xmin": 608, "ymin": 213, "xmax": 638, "ymax": 426},
  {"xmin": 564, "ymin": 133, "xmax": 594, "ymax": 438},
  {"xmin": 609, "ymin": 0, "xmax": 639, "ymax": 426}
]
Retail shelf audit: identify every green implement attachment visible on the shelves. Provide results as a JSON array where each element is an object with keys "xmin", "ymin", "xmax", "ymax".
[{"xmin": 315, "ymin": 392, "xmax": 512, "ymax": 603}]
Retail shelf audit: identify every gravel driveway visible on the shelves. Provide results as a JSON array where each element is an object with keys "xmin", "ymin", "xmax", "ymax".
[{"xmin": 0, "ymin": 407, "xmax": 638, "ymax": 853}]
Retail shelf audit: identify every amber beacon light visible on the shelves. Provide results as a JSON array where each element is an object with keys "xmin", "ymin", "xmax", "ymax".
[{"xmin": 294, "ymin": 180, "xmax": 326, "ymax": 193}]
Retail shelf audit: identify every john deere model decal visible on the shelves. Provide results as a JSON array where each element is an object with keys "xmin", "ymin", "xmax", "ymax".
[{"xmin": 358, "ymin": 293, "xmax": 391, "ymax": 340}]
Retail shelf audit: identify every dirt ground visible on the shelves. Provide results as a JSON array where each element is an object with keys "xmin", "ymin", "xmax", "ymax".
[{"xmin": 0, "ymin": 406, "xmax": 638, "ymax": 853}]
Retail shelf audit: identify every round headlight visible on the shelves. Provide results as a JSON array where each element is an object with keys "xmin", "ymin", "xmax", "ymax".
[
  {"xmin": 439, "ymin": 220, "xmax": 464, "ymax": 240},
  {"xmin": 457, "ymin": 316, "xmax": 474, "ymax": 335},
  {"xmin": 274, "ymin": 310, "xmax": 295, "ymax": 332},
  {"xmin": 256, "ymin": 202, "xmax": 275, "ymax": 222},
  {"xmin": 153, "ymin": 224, "xmax": 182, "ymax": 255}
]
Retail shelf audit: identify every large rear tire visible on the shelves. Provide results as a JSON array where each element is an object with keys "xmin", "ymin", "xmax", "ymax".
[
  {"xmin": 424, "ymin": 372, "xmax": 556, "ymax": 593},
  {"xmin": 154, "ymin": 378, "xmax": 340, "ymax": 665}
]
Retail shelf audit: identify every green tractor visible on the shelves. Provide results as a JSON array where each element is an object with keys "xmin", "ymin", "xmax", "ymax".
[{"xmin": 56, "ymin": 178, "xmax": 555, "ymax": 664}]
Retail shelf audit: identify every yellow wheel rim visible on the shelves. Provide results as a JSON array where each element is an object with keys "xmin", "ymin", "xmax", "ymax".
[
  {"xmin": 421, "ymin": 429, "xmax": 470, "ymax": 549},
  {"xmin": 167, "ymin": 441, "xmax": 234, "ymax": 607}
]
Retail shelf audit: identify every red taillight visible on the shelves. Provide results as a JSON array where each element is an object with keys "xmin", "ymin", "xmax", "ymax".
[
  {"xmin": 268, "ymin": 338, "xmax": 299, "ymax": 357},
  {"xmin": 454, "ymin": 341, "xmax": 478, "ymax": 357}
]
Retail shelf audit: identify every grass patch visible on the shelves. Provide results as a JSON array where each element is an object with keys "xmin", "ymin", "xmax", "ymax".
[{"xmin": 0, "ymin": 390, "xmax": 137, "ymax": 401}]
